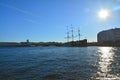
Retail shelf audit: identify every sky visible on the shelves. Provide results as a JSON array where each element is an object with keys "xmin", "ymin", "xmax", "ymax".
[{"xmin": 0, "ymin": 0, "xmax": 120, "ymax": 42}]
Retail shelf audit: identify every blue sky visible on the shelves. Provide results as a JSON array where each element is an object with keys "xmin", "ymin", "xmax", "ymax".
[{"xmin": 0, "ymin": 0, "xmax": 120, "ymax": 42}]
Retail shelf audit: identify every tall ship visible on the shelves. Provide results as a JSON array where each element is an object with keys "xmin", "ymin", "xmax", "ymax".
[{"xmin": 64, "ymin": 25, "xmax": 87, "ymax": 47}]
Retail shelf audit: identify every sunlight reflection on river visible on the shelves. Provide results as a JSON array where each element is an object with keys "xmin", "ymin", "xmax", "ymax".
[{"xmin": 95, "ymin": 47, "xmax": 120, "ymax": 80}]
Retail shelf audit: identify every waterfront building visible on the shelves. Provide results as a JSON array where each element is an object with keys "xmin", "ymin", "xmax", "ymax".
[{"xmin": 97, "ymin": 28, "xmax": 120, "ymax": 43}]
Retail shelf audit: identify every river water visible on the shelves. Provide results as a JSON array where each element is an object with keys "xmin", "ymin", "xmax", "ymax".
[{"xmin": 0, "ymin": 46, "xmax": 120, "ymax": 80}]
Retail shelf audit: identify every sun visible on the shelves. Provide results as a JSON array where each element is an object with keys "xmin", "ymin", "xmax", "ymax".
[{"xmin": 98, "ymin": 9, "xmax": 109, "ymax": 19}]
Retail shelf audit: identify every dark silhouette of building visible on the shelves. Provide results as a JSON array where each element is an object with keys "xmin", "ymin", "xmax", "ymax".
[{"xmin": 97, "ymin": 28, "xmax": 120, "ymax": 46}]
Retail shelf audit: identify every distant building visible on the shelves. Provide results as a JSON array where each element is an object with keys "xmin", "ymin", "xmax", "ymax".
[
  {"xmin": 26, "ymin": 39, "xmax": 29, "ymax": 43},
  {"xmin": 97, "ymin": 28, "xmax": 120, "ymax": 43}
]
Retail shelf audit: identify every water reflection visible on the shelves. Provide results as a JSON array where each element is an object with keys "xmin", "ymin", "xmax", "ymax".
[{"xmin": 96, "ymin": 47, "xmax": 120, "ymax": 80}]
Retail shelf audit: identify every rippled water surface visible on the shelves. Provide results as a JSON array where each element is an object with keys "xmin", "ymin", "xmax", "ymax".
[{"xmin": 0, "ymin": 46, "xmax": 120, "ymax": 80}]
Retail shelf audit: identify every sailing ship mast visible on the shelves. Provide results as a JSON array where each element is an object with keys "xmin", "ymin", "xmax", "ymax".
[
  {"xmin": 66, "ymin": 26, "xmax": 70, "ymax": 42},
  {"xmin": 78, "ymin": 27, "xmax": 80, "ymax": 41},
  {"xmin": 71, "ymin": 24, "xmax": 74, "ymax": 42}
]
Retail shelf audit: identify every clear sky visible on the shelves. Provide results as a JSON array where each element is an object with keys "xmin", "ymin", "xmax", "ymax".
[{"xmin": 0, "ymin": 0, "xmax": 120, "ymax": 42}]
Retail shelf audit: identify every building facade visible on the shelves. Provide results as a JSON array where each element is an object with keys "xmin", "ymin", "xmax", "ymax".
[{"xmin": 97, "ymin": 28, "xmax": 120, "ymax": 43}]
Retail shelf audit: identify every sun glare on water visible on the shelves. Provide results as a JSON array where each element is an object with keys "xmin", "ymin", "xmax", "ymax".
[{"xmin": 98, "ymin": 9, "xmax": 110, "ymax": 19}]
